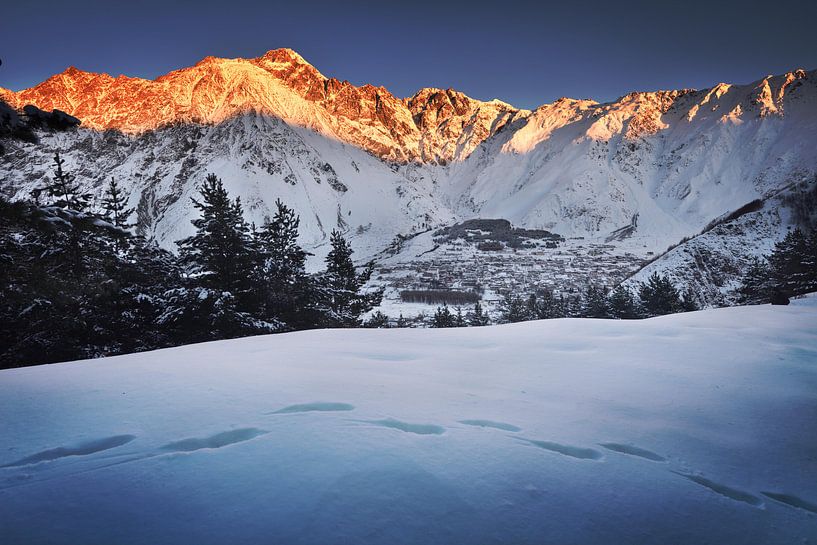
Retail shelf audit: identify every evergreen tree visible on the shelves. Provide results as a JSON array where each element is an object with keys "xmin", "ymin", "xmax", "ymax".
[
  {"xmin": 255, "ymin": 199, "xmax": 314, "ymax": 328},
  {"xmin": 364, "ymin": 311, "xmax": 390, "ymax": 328},
  {"xmin": 432, "ymin": 304, "xmax": 456, "ymax": 328},
  {"xmin": 608, "ymin": 285, "xmax": 639, "ymax": 319},
  {"xmin": 581, "ymin": 285, "xmax": 609, "ymax": 318},
  {"xmin": 320, "ymin": 229, "xmax": 383, "ymax": 327},
  {"xmin": 768, "ymin": 228, "xmax": 817, "ymax": 296},
  {"xmin": 454, "ymin": 306, "xmax": 466, "ymax": 327},
  {"xmin": 679, "ymin": 287, "xmax": 699, "ymax": 312},
  {"xmin": 396, "ymin": 313, "xmax": 408, "ymax": 328},
  {"xmin": 737, "ymin": 257, "xmax": 774, "ymax": 304},
  {"xmin": 527, "ymin": 289, "xmax": 566, "ymax": 319},
  {"xmin": 101, "ymin": 177, "xmax": 134, "ymax": 229},
  {"xmin": 638, "ymin": 273, "xmax": 681, "ymax": 316},
  {"xmin": 40, "ymin": 151, "xmax": 91, "ymax": 210},
  {"xmin": 176, "ymin": 174, "xmax": 255, "ymax": 295},
  {"xmin": 468, "ymin": 300, "xmax": 490, "ymax": 326},
  {"xmin": 499, "ymin": 292, "xmax": 528, "ymax": 323}
]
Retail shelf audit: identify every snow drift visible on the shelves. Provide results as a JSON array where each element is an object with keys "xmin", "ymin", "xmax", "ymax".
[{"xmin": 1, "ymin": 298, "xmax": 816, "ymax": 544}]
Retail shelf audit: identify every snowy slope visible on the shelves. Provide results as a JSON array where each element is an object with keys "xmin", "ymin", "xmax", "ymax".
[
  {"xmin": 1, "ymin": 299, "xmax": 816, "ymax": 544},
  {"xmin": 2, "ymin": 53, "xmax": 816, "ymax": 275}
]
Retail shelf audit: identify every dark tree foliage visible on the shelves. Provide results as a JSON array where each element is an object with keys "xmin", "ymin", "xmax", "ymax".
[
  {"xmin": 608, "ymin": 285, "xmax": 640, "ymax": 319},
  {"xmin": 319, "ymin": 229, "xmax": 383, "ymax": 327},
  {"xmin": 1, "ymin": 166, "xmax": 387, "ymax": 368},
  {"xmin": 255, "ymin": 199, "xmax": 315, "ymax": 329},
  {"xmin": 454, "ymin": 307, "xmax": 466, "ymax": 327},
  {"xmin": 467, "ymin": 300, "xmax": 490, "ymax": 326},
  {"xmin": 400, "ymin": 289, "xmax": 480, "ymax": 305},
  {"xmin": 499, "ymin": 293, "xmax": 528, "ymax": 323},
  {"xmin": 38, "ymin": 151, "xmax": 92, "ymax": 211},
  {"xmin": 0, "ymin": 198, "xmax": 179, "ymax": 367},
  {"xmin": 364, "ymin": 311, "xmax": 391, "ymax": 328},
  {"xmin": 176, "ymin": 174, "xmax": 256, "ymax": 297},
  {"xmin": 638, "ymin": 273, "xmax": 682, "ymax": 317},
  {"xmin": 432, "ymin": 304, "xmax": 456, "ymax": 328},
  {"xmin": 526, "ymin": 290, "xmax": 568, "ymax": 320},
  {"xmin": 581, "ymin": 285, "xmax": 610, "ymax": 318},
  {"xmin": 738, "ymin": 229, "xmax": 817, "ymax": 303},
  {"xmin": 101, "ymin": 177, "xmax": 135, "ymax": 229}
]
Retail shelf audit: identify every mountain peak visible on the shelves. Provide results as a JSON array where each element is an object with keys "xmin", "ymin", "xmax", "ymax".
[{"xmin": 260, "ymin": 48, "xmax": 311, "ymax": 65}]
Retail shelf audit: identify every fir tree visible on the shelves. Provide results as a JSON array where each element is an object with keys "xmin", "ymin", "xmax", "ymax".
[
  {"xmin": 101, "ymin": 177, "xmax": 134, "ymax": 229},
  {"xmin": 432, "ymin": 304, "xmax": 456, "ymax": 328},
  {"xmin": 737, "ymin": 257, "xmax": 773, "ymax": 304},
  {"xmin": 396, "ymin": 313, "xmax": 408, "ymax": 328},
  {"xmin": 608, "ymin": 285, "xmax": 639, "ymax": 319},
  {"xmin": 679, "ymin": 287, "xmax": 699, "ymax": 312},
  {"xmin": 320, "ymin": 229, "xmax": 383, "ymax": 327},
  {"xmin": 256, "ymin": 199, "xmax": 314, "ymax": 328},
  {"xmin": 468, "ymin": 300, "xmax": 490, "ymax": 326},
  {"xmin": 40, "ymin": 151, "xmax": 91, "ymax": 210},
  {"xmin": 454, "ymin": 306, "xmax": 466, "ymax": 327},
  {"xmin": 581, "ymin": 285, "xmax": 609, "ymax": 318},
  {"xmin": 364, "ymin": 311, "xmax": 390, "ymax": 328},
  {"xmin": 768, "ymin": 228, "xmax": 817, "ymax": 296},
  {"xmin": 176, "ymin": 174, "xmax": 255, "ymax": 295},
  {"xmin": 499, "ymin": 292, "xmax": 528, "ymax": 323},
  {"xmin": 638, "ymin": 273, "xmax": 681, "ymax": 316}
]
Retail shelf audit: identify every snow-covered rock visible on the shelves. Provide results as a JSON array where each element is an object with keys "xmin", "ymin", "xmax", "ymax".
[{"xmin": 1, "ymin": 299, "xmax": 816, "ymax": 544}]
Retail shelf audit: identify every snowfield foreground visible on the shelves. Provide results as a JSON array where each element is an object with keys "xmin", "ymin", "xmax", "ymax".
[{"xmin": 1, "ymin": 300, "xmax": 816, "ymax": 544}]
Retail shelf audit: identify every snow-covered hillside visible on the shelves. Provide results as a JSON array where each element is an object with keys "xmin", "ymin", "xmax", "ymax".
[
  {"xmin": 2, "ymin": 51, "xmax": 816, "ymax": 296},
  {"xmin": 1, "ymin": 299, "xmax": 816, "ymax": 544}
]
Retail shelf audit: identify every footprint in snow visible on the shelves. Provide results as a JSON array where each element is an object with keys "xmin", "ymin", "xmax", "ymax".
[
  {"xmin": 0, "ymin": 435, "xmax": 136, "ymax": 468},
  {"xmin": 160, "ymin": 428, "xmax": 268, "ymax": 453},
  {"xmin": 368, "ymin": 418, "xmax": 445, "ymax": 435},
  {"xmin": 599, "ymin": 442, "xmax": 666, "ymax": 462},
  {"xmin": 761, "ymin": 491, "xmax": 817, "ymax": 514},
  {"xmin": 267, "ymin": 402, "xmax": 355, "ymax": 415},
  {"xmin": 674, "ymin": 472, "xmax": 763, "ymax": 507},
  {"xmin": 459, "ymin": 419, "xmax": 522, "ymax": 432},
  {"xmin": 520, "ymin": 438, "xmax": 603, "ymax": 460}
]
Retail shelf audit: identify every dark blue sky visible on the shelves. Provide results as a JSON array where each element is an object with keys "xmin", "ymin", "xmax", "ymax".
[{"xmin": 2, "ymin": 0, "xmax": 815, "ymax": 109}]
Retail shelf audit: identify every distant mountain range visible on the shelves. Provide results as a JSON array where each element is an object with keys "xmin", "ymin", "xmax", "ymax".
[{"xmin": 2, "ymin": 49, "xmax": 815, "ymax": 304}]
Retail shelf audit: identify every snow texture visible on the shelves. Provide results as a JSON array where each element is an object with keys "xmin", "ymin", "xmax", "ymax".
[{"xmin": 1, "ymin": 297, "xmax": 816, "ymax": 544}]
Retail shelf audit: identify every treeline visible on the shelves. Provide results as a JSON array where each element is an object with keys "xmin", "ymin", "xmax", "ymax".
[
  {"xmin": 393, "ymin": 274, "xmax": 697, "ymax": 329},
  {"xmin": 738, "ymin": 228, "xmax": 817, "ymax": 304},
  {"xmin": 0, "ymin": 153, "xmax": 382, "ymax": 368},
  {"xmin": 400, "ymin": 289, "xmax": 480, "ymax": 305}
]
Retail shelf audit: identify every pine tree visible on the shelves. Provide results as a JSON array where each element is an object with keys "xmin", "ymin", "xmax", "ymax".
[
  {"xmin": 176, "ymin": 174, "xmax": 255, "ymax": 295},
  {"xmin": 468, "ymin": 300, "xmax": 490, "ymax": 326},
  {"xmin": 320, "ymin": 229, "xmax": 383, "ymax": 327},
  {"xmin": 638, "ymin": 273, "xmax": 681, "ymax": 316},
  {"xmin": 499, "ymin": 292, "xmax": 528, "ymax": 323},
  {"xmin": 101, "ymin": 177, "xmax": 134, "ymax": 229},
  {"xmin": 256, "ymin": 199, "xmax": 314, "ymax": 328},
  {"xmin": 679, "ymin": 287, "xmax": 699, "ymax": 312},
  {"xmin": 768, "ymin": 228, "xmax": 817, "ymax": 296},
  {"xmin": 432, "ymin": 304, "xmax": 456, "ymax": 328},
  {"xmin": 396, "ymin": 313, "xmax": 408, "ymax": 328},
  {"xmin": 40, "ymin": 151, "xmax": 91, "ymax": 210},
  {"xmin": 454, "ymin": 306, "xmax": 466, "ymax": 327},
  {"xmin": 738, "ymin": 257, "xmax": 773, "ymax": 304},
  {"xmin": 581, "ymin": 285, "xmax": 609, "ymax": 318},
  {"xmin": 608, "ymin": 285, "xmax": 639, "ymax": 319},
  {"xmin": 364, "ymin": 310, "xmax": 390, "ymax": 328}
]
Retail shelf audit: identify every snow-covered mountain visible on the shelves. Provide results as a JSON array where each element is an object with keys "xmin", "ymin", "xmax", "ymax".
[{"xmin": 1, "ymin": 50, "xmax": 816, "ymax": 299}]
